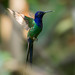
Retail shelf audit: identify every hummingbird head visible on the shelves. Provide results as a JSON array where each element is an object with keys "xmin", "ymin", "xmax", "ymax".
[
  {"xmin": 34, "ymin": 10, "xmax": 54, "ymax": 28},
  {"xmin": 35, "ymin": 10, "xmax": 54, "ymax": 19}
]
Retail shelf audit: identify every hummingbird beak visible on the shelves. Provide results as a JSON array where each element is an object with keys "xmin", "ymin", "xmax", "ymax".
[{"xmin": 44, "ymin": 10, "xmax": 54, "ymax": 13}]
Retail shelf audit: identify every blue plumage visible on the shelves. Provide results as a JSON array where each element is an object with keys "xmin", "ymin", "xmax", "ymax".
[{"xmin": 34, "ymin": 11, "xmax": 45, "ymax": 28}]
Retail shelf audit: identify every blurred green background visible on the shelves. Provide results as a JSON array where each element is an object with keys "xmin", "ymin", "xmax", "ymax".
[{"xmin": 0, "ymin": 0, "xmax": 75, "ymax": 75}]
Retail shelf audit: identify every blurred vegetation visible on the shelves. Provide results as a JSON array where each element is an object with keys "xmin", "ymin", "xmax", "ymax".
[
  {"xmin": 0, "ymin": 0, "xmax": 75, "ymax": 75},
  {"xmin": 0, "ymin": 0, "xmax": 9, "ymax": 8}
]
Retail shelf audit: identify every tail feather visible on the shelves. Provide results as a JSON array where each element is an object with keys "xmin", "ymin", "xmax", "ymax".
[
  {"xmin": 29, "ymin": 40, "xmax": 33, "ymax": 63},
  {"xmin": 26, "ymin": 38, "xmax": 33, "ymax": 64}
]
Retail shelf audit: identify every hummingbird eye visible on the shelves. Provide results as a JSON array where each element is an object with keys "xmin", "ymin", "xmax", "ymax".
[{"xmin": 38, "ymin": 12, "xmax": 40, "ymax": 15}]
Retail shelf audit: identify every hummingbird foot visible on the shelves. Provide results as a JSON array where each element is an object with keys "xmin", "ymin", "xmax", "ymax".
[{"xmin": 33, "ymin": 37, "xmax": 38, "ymax": 41}]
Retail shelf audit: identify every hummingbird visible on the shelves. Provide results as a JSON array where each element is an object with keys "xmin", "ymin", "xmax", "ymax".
[{"xmin": 8, "ymin": 8, "xmax": 53, "ymax": 64}]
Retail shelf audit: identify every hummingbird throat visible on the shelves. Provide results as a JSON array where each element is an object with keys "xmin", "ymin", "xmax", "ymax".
[{"xmin": 34, "ymin": 17, "xmax": 43, "ymax": 28}]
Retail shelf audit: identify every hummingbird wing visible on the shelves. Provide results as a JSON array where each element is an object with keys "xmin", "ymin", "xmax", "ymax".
[
  {"xmin": 7, "ymin": 8, "xmax": 34, "ymax": 30},
  {"xmin": 24, "ymin": 16, "xmax": 34, "ymax": 28}
]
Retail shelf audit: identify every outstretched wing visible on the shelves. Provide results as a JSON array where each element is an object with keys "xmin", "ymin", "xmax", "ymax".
[{"xmin": 7, "ymin": 8, "xmax": 34, "ymax": 30}]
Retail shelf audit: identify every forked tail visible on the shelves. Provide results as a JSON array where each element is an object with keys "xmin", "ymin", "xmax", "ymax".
[{"xmin": 26, "ymin": 38, "xmax": 33, "ymax": 64}]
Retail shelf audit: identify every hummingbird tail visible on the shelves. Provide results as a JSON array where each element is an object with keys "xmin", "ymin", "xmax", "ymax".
[{"xmin": 26, "ymin": 38, "xmax": 33, "ymax": 64}]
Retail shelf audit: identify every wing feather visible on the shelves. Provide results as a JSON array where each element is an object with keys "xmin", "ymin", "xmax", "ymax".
[{"xmin": 7, "ymin": 8, "xmax": 34, "ymax": 30}]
